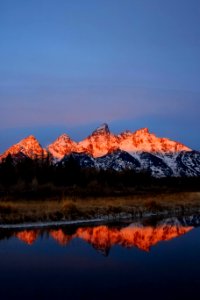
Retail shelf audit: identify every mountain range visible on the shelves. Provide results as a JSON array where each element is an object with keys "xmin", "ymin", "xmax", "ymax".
[{"xmin": 1, "ymin": 123, "xmax": 200, "ymax": 178}]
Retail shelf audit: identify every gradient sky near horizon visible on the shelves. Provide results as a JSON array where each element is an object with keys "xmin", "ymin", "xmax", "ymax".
[{"xmin": 0, "ymin": 0, "xmax": 200, "ymax": 152}]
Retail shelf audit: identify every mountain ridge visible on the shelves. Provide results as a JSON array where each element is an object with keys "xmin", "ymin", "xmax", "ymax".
[
  {"xmin": 0, "ymin": 123, "xmax": 192, "ymax": 160},
  {"xmin": 1, "ymin": 124, "xmax": 198, "ymax": 178},
  {"xmin": 47, "ymin": 123, "xmax": 191, "ymax": 160}
]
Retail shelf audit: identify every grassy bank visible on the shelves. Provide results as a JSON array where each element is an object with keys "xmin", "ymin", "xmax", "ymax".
[{"xmin": 0, "ymin": 192, "xmax": 200, "ymax": 225}]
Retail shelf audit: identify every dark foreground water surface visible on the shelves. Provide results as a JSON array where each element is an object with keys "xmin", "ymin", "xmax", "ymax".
[{"xmin": 0, "ymin": 215, "xmax": 200, "ymax": 300}]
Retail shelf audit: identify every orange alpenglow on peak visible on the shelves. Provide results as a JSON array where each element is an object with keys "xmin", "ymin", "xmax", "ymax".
[
  {"xmin": 117, "ymin": 127, "xmax": 191, "ymax": 154},
  {"xmin": 47, "ymin": 133, "xmax": 77, "ymax": 159},
  {"xmin": 0, "ymin": 123, "xmax": 192, "ymax": 161},
  {"xmin": 134, "ymin": 127, "xmax": 150, "ymax": 134},
  {"xmin": 76, "ymin": 123, "xmax": 118, "ymax": 157},
  {"xmin": 0, "ymin": 135, "xmax": 48, "ymax": 161},
  {"xmin": 74, "ymin": 124, "xmax": 191, "ymax": 157}
]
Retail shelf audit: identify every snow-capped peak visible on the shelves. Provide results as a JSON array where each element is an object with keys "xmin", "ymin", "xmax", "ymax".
[{"xmin": 47, "ymin": 133, "xmax": 77, "ymax": 160}]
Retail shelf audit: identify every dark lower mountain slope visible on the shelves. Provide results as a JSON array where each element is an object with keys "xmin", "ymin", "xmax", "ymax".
[
  {"xmin": 95, "ymin": 150, "xmax": 141, "ymax": 171},
  {"xmin": 56, "ymin": 150, "xmax": 200, "ymax": 178}
]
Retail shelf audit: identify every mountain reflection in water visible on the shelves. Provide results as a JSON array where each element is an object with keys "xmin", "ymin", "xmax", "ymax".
[
  {"xmin": 1, "ymin": 216, "xmax": 197, "ymax": 255},
  {"xmin": 1, "ymin": 215, "xmax": 200, "ymax": 300},
  {"xmin": 50, "ymin": 225, "xmax": 192, "ymax": 254}
]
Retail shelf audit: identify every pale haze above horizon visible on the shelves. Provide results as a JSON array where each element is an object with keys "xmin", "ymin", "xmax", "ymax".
[{"xmin": 0, "ymin": 0, "xmax": 200, "ymax": 152}]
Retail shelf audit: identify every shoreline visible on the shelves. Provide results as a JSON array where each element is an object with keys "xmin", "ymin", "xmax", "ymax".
[
  {"xmin": 1, "ymin": 207, "xmax": 200, "ymax": 229},
  {"xmin": 1, "ymin": 191, "xmax": 200, "ymax": 226}
]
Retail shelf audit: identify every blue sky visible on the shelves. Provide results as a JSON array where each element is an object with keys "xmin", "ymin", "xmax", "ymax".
[{"xmin": 0, "ymin": 0, "xmax": 200, "ymax": 151}]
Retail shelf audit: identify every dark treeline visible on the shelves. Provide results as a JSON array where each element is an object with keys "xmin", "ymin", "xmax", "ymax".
[{"xmin": 0, "ymin": 154, "xmax": 200, "ymax": 199}]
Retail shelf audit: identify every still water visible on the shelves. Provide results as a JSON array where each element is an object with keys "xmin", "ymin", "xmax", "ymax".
[{"xmin": 0, "ymin": 216, "xmax": 200, "ymax": 300}]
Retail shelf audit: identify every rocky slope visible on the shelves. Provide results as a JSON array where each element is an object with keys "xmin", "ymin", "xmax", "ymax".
[{"xmin": 58, "ymin": 149, "xmax": 200, "ymax": 177}]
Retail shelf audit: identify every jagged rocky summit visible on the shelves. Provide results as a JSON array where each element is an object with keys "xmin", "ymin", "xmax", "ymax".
[{"xmin": 1, "ymin": 123, "xmax": 200, "ymax": 178}]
